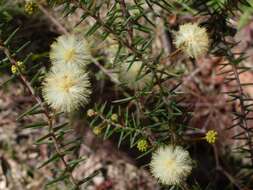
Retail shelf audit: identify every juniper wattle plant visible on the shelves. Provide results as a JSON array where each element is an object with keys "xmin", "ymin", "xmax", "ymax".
[{"xmin": 0, "ymin": 0, "xmax": 253, "ymax": 190}]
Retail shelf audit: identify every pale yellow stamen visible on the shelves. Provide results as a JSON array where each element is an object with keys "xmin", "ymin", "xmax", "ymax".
[
  {"xmin": 60, "ymin": 75, "xmax": 75, "ymax": 92},
  {"xmin": 165, "ymin": 159, "xmax": 175, "ymax": 168},
  {"xmin": 64, "ymin": 49, "xmax": 75, "ymax": 62}
]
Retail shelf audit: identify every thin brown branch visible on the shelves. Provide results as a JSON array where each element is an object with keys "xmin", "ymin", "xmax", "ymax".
[
  {"xmin": 37, "ymin": 0, "xmax": 179, "ymax": 149},
  {"xmin": 90, "ymin": 57, "xmax": 121, "ymax": 84},
  {"xmin": 97, "ymin": 112, "xmax": 156, "ymax": 146},
  {"xmin": 37, "ymin": 4, "xmax": 69, "ymax": 35},
  {"xmin": 119, "ymin": 0, "xmax": 133, "ymax": 43},
  {"xmin": 69, "ymin": 1, "xmax": 182, "ymax": 146},
  {"xmin": 0, "ymin": 43, "xmax": 80, "ymax": 189},
  {"xmin": 213, "ymin": 145, "xmax": 244, "ymax": 190},
  {"xmin": 37, "ymin": 1, "xmax": 124, "ymax": 87},
  {"xmin": 47, "ymin": 1, "xmax": 173, "ymax": 105},
  {"xmin": 232, "ymin": 64, "xmax": 253, "ymax": 164},
  {"xmin": 70, "ymin": 0, "xmax": 174, "ymax": 96},
  {"xmin": 71, "ymin": 0, "xmax": 142, "ymax": 56}
]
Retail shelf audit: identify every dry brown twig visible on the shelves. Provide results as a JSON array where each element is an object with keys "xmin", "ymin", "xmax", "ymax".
[
  {"xmin": 0, "ymin": 43, "xmax": 81, "ymax": 189},
  {"xmin": 37, "ymin": 3, "xmax": 69, "ymax": 35},
  {"xmin": 213, "ymin": 144, "xmax": 244, "ymax": 190}
]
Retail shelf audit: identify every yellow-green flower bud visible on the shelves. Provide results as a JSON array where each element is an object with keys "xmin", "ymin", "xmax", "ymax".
[
  {"xmin": 11, "ymin": 65, "xmax": 17, "ymax": 74},
  {"xmin": 93, "ymin": 126, "xmax": 102, "ymax": 135},
  {"xmin": 137, "ymin": 139, "xmax": 148, "ymax": 152},
  {"xmin": 87, "ymin": 109, "xmax": 96, "ymax": 117},
  {"xmin": 11, "ymin": 61, "xmax": 24, "ymax": 75},
  {"xmin": 205, "ymin": 130, "xmax": 218, "ymax": 144},
  {"xmin": 111, "ymin": 113, "xmax": 118, "ymax": 122},
  {"xmin": 25, "ymin": 0, "xmax": 37, "ymax": 15}
]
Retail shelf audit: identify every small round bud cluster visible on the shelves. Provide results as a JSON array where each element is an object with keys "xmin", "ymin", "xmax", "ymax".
[
  {"xmin": 87, "ymin": 109, "xmax": 97, "ymax": 117},
  {"xmin": 205, "ymin": 130, "xmax": 218, "ymax": 144},
  {"xmin": 24, "ymin": 0, "xmax": 37, "ymax": 15},
  {"xmin": 174, "ymin": 23, "xmax": 209, "ymax": 58},
  {"xmin": 110, "ymin": 113, "xmax": 118, "ymax": 122},
  {"xmin": 11, "ymin": 61, "xmax": 25, "ymax": 75},
  {"xmin": 137, "ymin": 139, "xmax": 148, "ymax": 152},
  {"xmin": 93, "ymin": 126, "xmax": 103, "ymax": 135},
  {"xmin": 11, "ymin": 65, "xmax": 17, "ymax": 74}
]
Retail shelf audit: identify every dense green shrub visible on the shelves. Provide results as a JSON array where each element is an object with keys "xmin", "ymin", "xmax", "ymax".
[{"xmin": 0, "ymin": 0, "xmax": 253, "ymax": 189}]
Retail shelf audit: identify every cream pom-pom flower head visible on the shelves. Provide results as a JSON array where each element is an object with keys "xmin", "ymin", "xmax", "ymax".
[
  {"xmin": 174, "ymin": 23, "xmax": 209, "ymax": 58},
  {"xmin": 50, "ymin": 34, "xmax": 91, "ymax": 67},
  {"xmin": 119, "ymin": 61, "xmax": 152, "ymax": 89},
  {"xmin": 150, "ymin": 145, "xmax": 193, "ymax": 186},
  {"xmin": 42, "ymin": 64, "xmax": 91, "ymax": 113}
]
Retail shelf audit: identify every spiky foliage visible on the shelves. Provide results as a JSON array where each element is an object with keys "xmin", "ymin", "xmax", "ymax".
[{"xmin": 1, "ymin": 0, "xmax": 253, "ymax": 189}]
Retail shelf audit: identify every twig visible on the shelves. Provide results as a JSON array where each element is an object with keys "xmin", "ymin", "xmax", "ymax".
[
  {"xmin": 42, "ymin": 0, "xmax": 174, "ymax": 110},
  {"xmin": 0, "ymin": 43, "xmax": 80, "ymax": 189},
  {"xmin": 119, "ymin": 0, "xmax": 133, "ymax": 43},
  {"xmin": 37, "ymin": 1, "xmax": 125, "ymax": 88},
  {"xmin": 220, "ymin": 33, "xmax": 253, "ymax": 165},
  {"xmin": 37, "ymin": 4, "xmax": 69, "ymax": 35},
  {"xmin": 71, "ymin": 0, "xmax": 141, "ymax": 56},
  {"xmin": 97, "ymin": 112, "xmax": 156, "ymax": 145},
  {"xmin": 213, "ymin": 145, "xmax": 244, "ymax": 190},
  {"xmin": 232, "ymin": 64, "xmax": 253, "ymax": 164},
  {"xmin": 90, "ymin": 57, "xmax": 120, "ymax": 84},
  {"xmin": 69, "ymin": 0, "xmax": 182, "ymax": 145},
  {"xmin": 70, "ymin": 0, "xmax": 174, "ymax": 92}
]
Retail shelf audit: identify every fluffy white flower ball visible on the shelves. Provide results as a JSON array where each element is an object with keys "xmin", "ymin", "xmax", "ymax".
[
  {"xmin": 174, "ymin": 23, "xmax": 209, "ymax": 58},
  {"xmin": 150, "ymin": 145, "xmax": 193, "ymax": 185},
  {"xmin": 42, "ymin": 64, "xmax": 91, "ymax": 112},
  {"xmin": 50, "ymin": 34, "xmax": 90, "ymax": 67}
]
